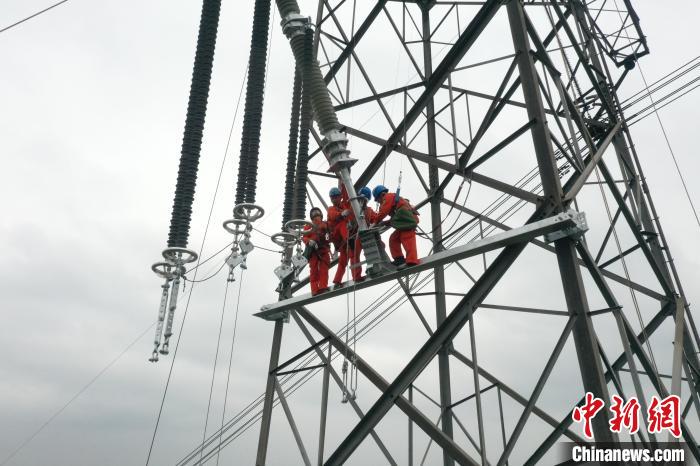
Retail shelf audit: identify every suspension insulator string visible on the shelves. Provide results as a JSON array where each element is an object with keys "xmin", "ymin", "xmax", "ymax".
[{"xmin": 150, "ymin": 0, "xmax": 222, "ymax": 362}]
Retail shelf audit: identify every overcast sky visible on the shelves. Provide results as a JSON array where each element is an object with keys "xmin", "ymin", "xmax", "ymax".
[{"xmin": 2, "ymin": 1, "xmax": 700, "ymax": 465}]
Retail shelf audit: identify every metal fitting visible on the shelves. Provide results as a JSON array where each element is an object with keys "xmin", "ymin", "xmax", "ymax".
[
  {"xmin": 281, "ymin": 13, "xmax": 310, "ymax": 39},
  {"xmin": 544, "ymin": 210, "xmax": 589, "ymax": 243},
  {"xmin": 322, "ymin": 129, "xmax": 357, "ymax": 171}
]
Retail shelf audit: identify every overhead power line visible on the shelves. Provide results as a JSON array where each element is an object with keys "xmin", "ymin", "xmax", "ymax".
[
  {"xmin": 0, "ymin": 323, "xmax": 154, "ymax": 466},
  {"xmin": 0, "ymin": 0, "xmax": 69, "ymax": 35},
  {"xmin": 611, "ymin": 0, "xmax": 700, "ymax": 230}
]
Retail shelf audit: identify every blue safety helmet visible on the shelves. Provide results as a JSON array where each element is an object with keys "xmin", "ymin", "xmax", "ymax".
[
  {"xmin": 329, "ymin": 187, "xmax": 342, "ymax": 197},
  {"xmin": 359, "ymin": 186, "xmax": 372, "ymax": 201},
  {"xmin": 372, "ymin": 184, "xmax": 388, "ymax": 201}
]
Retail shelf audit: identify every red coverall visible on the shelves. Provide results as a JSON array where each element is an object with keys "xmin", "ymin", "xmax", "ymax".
[
  {"xmin": 327, "ymin": 187, "xmax": 351, "ymax": 284},
  {"xmin": 328, "ymin": 187, "xmax": 377, "ymax": 283},
  {"xmin": 303, "ymin": 218, "xmax": 331, "ymax": 295},
  {"xmin": 373, "ymin": 193, "xmax": 420, "ymax": 265},
  {"xmin": 345, "ymin": 204, "xmax": 377, "ymax": 281}
]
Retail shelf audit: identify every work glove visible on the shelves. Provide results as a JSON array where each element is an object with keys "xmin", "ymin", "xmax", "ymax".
[
  {"xmin": 341, "ymin": 209, "xmax": 351, "ymax": 217},
  {"xmin": 308, "ymin": 239, "xmax": 318, "ymax": 249}
]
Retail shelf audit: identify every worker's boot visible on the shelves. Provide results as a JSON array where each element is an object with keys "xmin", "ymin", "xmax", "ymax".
[{"xmin": 392, "ymin": 256, "xmax": 406, "ymax": 267}]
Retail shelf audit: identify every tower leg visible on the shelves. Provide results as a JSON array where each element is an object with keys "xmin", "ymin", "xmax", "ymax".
[
  {"xmin": 255, "ymin": 319, "xmax": 285, "ymax": 465},
  {"xmin": 420, "ymin": 5, "xmax": 455, "ymax": 465},
  {"xmin": 506, "ymin": 0, "xmax": 616, "ymax": 443}
]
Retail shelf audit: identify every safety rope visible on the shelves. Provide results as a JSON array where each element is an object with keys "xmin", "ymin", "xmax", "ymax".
[
  {"xmin": 342, "ymin": 260, "xmax": 350, "ymax": 402},
  {"xmin": 351, "ymin": 274, "xmax": 358, "ymax": 398},
  {"xmin": 167, "ymin": 0, "xmax": 222, "ymax": 248},
  {"xmin": 340, "ymin": 235, "xmax": 359, "ymax": 402},
  {"xmin": 235, "ymin": 0, "xmax": 272, "ymax": 205}
]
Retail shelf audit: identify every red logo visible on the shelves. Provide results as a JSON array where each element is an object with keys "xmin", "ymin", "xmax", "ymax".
[
  {"xmin": 573, "ymin": 393, "xmax": 682, "ymax": 438},
  {"xmin": 572, "ymin": 392, "xmax": 605, "ymax": 438},
  {"xmin": 648, "ymin": 395, "xmax": 681, "ymax": 438},
  {"xmin": 609, "ymin": 395, "xmax": 640, "ymax": 434}
]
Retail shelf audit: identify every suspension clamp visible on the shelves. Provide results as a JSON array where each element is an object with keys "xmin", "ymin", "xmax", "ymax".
[
  {"xmin": 148, "ymin": 247, "xmax": 197, "ymax": 362},
  {"xmin": 281, "ymin": 13, "xmax": 311, "ymax": 39},
  {"xmin": 323, "ymin": 129, "xmax": 357, "ymax": 172},
  {"xmin": 233, "ymin": 203, "xmax": 265, "ymax": 222},
  {"xmin": 271, "ymin": 231, "xmax": 298, "ymax": 282},
  {"xmin": 544, "ymin": 210, "xmax": 588, "ymax": 243},
  {"xmin": 223, "ymin": 203, "xmax": 264, "ymax": 273},
  {"xmin": 162, "ymin": 247, "xmax": 199, "ymax": 266}
]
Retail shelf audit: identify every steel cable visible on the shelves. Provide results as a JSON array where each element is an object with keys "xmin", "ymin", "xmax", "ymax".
[
  {"xmin": 215, "ymin": 270, "xmax": 245, "ymax": 466},
  {"xmin": 198, "ymin": 279, "xmax": 232, "ymax": 464},
  {"xmin": 0, "ymin": 323, "xmax": 154, "ymax": 466},
  {"xmin": 0, "ymin": 0, "xmax": 69, "ymax": 35}
]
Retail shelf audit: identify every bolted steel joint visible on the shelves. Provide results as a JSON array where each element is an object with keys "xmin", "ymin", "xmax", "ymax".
[
  {"xmin": 322, "ymin": 129, "xmax": 357, "ymax": 172},
  {"xmin": 544, "ymin": 210, "xmax": 589, "ymax": 243},
  {"xmin": 281, "ymin": 13, "xmax": 310, "ymax": 39}
]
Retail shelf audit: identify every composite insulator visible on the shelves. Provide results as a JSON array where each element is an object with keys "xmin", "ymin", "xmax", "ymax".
[
  {"xmin": 235, "ymin": 0, "xmax": 272, "ymax": 206},
  {"xmin": 292, "ymin": 28, "xmax": 314, "ymax": 219},
  {"xmin": 277, "ymin": 0, "xmax": 340, "ymax": 137},
  {"xmin": 283, "ymin": 65, "xmax": 302, "ymax": 227},
  {"xmin": 167, "ymin": 0, "xmax": 222, "ymax": 248}
]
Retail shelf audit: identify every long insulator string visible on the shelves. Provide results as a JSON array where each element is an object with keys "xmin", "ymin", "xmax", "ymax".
[
  {"xmin": 291, "ymin": 28, "xmax": 314, "ymax": 219},
  {"xmin": 282, "ymin": 64, "xmax": 302, "ymax": 227},
  {"xmin": 234, "ymin": 0, "xmax": 272, "ymax": 206},
  {"xmin": 167, "ymin": 0, "xmax": 222, "ymax": 248}
]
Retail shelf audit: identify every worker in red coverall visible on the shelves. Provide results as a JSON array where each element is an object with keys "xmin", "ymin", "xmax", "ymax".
[
  {"xmin": 327, "ymin": 186, "xmax": 351, "ymax": 287},
  {"xmin": 303, "ymin": 207, "xmax": 331, "ymax": 295},
  {"xmin": 327, "ymin": 186, "xmax": 377, "ymax": 286},
  {"xmin": 345, "ymin": 186, "xmax": 376, "ymax": 283},
  {"xmin": 371, "ymin": 184, "xmax": 420, "ymax": 267}
]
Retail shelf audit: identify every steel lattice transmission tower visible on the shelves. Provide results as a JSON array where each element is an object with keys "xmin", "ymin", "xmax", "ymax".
[{"xmin": 180, "ymin": 0, "xmax": 700, "ymax": 464}]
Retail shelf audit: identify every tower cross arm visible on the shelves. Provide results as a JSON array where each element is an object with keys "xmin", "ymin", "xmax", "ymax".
[{"xmin": 256, "ymin": 210, "xmax": 584, "ymax": 320}]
